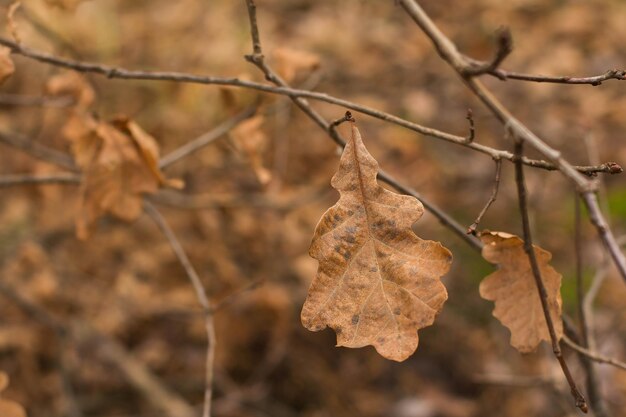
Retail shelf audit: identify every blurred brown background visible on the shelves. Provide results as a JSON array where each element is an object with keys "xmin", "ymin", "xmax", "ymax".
[{"xmin": 0, "ymin": 0, "xmax": 625, "ymax": 416}]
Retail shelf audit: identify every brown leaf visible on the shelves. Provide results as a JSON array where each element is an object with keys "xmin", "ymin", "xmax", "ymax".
[
  {"xmin": 111, "ymin": 117, "xmax": 184, "ymax": 189},
  {"xmin": 301, "ymin": 122, "xmax": 452, "ymax": 362},
  {"xmin": 65, "ymin": 114, "xmax": 181, "ymax": 239},
  {"xmin": 0, "ymin": 47, "xmax": 15, "ymax": 86},
  {"xmin": 230, "ymin": 115, "xmax": 272, "ymax": 186},
  {"xmin": 479, "ymin": 231, "xmax": 563, "ymax": 353}
]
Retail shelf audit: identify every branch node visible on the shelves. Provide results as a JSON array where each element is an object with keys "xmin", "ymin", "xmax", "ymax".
[
  {"xmin": 329, "ymin": 111, "xmax": 355, "ymax": 131},
  {"xmin": 462, "ymin": 26, "xmax": 513, "ymax": 77},
  {"xmin": 606, "ymin": 161, "xmax": 623, "ymax": 174}
]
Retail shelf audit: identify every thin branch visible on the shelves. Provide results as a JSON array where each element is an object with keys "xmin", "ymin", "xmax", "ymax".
[
  {"xmin": 159, "ymin": 106, "xmax": 257, "ymax": 169},
  {"xmin": 242, "ymin": 0, "xmax": 482, "ymax": 251},
  {"xmin": 0, "ymin": 173, "xmax": 80, "ymax": 187},
  {"xmin": 0, "ymin": 130, "xmax": 78, "ymax": 171},
  {"xmin": 491, "ymin": 68, "xmax": 626, "ymax": 86},
  {"xmin": 563, "ymin": 336, "xmax": 626, "ymax": 372},
  {"xmin": 467, "ymin": 158, "xmax": 501, "ymax": 234},
  {"xmin": 242, "ymin": 0, "xmax": 481, "ymax": 251},
  {"xmin": 513, "ymin": 140, "xmax": 587, "ymax": 413},
  {"xmin": 144, "ymin": 201, "xmax": 216, "ymax": 417},
  {"xmin": 398, "ymin": 0, "xmax": 626, "ymax": 285},
  {"xmin": 0, "ymin": 36, "xmax": 619, "ymax": 176},
  {"xmin": 460, "ymin": 28, "xmax": 625, "ymax": 86}
]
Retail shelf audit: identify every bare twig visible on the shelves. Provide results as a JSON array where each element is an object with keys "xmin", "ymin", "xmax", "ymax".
[
  {"xmin": 467, "ymin": 158, "xmax": 501, "ymax": 234},
  {"xmin": 159, "ymin": 106, "xmax": 257, "ymax": 169},
  {"xmin": 0, "ymin": 131, "xmax": 78, "ymax": 171},
  {"xmin": 563, "ymin": 336, "xmax": 626, "ymax": 372},
  {"xmin": 513, "ymin": 140, "xmax": 587, "ymax": 412},
  {"xmin": 242, "ymin": 0, "xmax": 482, "ymax": 251},
  {"xmin": 398, "ymin": 0, "xmax": 626, "ymax": 286},
  {"xmin": 491, "ymin": 68, "xmax": 626, "ymax": 86},
  {"xmin": 144, "ymin": 201, "xmax": 216, "ymax": 417},
  {"xmin": 0, "ymin": 36, "xmax": 619, "ymax": 176},
  {"xmin": 0, "ymin": 173, "xmax": 80, "ymax": 187},
  {"xmin": 459, "ymin": 27, "xmax": 625, "ymax": 86}
]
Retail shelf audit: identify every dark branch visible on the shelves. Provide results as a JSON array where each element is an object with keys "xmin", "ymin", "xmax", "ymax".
[{"xmin": 514, "ymin": 140, "xmax": 588, "ymax": 413}]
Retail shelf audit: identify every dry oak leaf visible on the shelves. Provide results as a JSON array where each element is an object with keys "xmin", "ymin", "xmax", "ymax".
[
  {"xmin": 479, "ymin": 231, "xmax": 563, "ymax": 353},
  {"xmin": 301, "ymin": 121, "xmax": 452, "ymax": 362},
  {"xmin": 0, "ymin": 46, "xmax": 15, "ymax": 86},
  {"xmin": 65, "ymin": 114, "xmax": 182, "ymax": 239},
  {"xmin": 0, "ymin": 372, "xmax": 27, "ymax": 417}
]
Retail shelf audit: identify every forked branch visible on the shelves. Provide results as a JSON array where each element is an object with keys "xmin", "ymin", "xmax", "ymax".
[{"xmin": 398, "ymin": 0, "xmax": 626, "ymax": 286}]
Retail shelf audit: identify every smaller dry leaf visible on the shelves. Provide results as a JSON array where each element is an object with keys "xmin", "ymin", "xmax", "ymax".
[
  {"xmin": 111, "ymin": 117, "xmax": 184, "ymax": 189},
  {"xmin": 230, "ymin": 115, "xmax": 272, "ymax": 186},
  {"xmin": 272, "ymin": 47, "xmax": 320, "ymax": 83},
  {"xmin": 479, "ymin": 231, "xmax": 563, "ymax": 353},
  {"xmin": 0, "ymin": 372, "xmax": 27, "ymax": 417},
  {"xmin": 46, "ymin": 72, "xmax": 95, "ymax": 109},
  {"xmin": 0, "ymin": 47, "xmax": 15, "ymax": 86},
  {"xmin": 301, "ymin": 121, "xmax": 452, "ymax": 362},
  {"xmin": 65, "ymin": 114, "xmax": 181, "ymax": 239}
]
